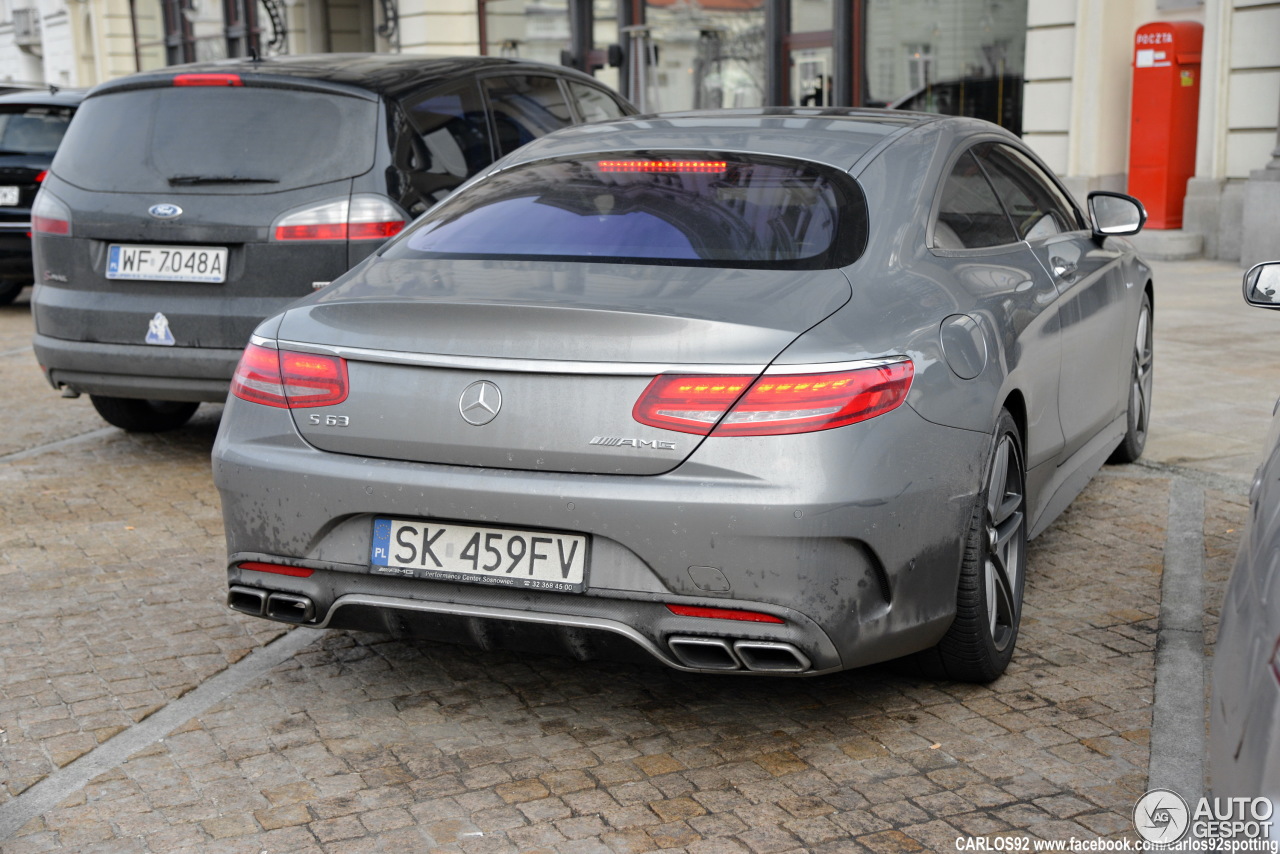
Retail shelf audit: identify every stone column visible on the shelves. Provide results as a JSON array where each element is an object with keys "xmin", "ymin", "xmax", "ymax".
[{"xmin": 1241, "ymin": 95, "xmax": 1280, "ymax": 268}]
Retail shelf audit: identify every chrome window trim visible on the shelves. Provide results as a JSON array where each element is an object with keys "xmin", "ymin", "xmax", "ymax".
[{"xmin": 266, "ymin": 338, "xmax": 910, "ymax": 378}]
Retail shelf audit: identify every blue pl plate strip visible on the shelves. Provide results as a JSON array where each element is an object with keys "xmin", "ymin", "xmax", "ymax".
[{"xmin": 370, "ymin": 518, "xmax": 392, "ymax": 566}]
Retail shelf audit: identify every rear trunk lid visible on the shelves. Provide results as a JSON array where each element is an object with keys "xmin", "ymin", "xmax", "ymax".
[
  {"xmin": 34, "ymin": 80, "xmax": 387, "ymax": 350},
  {"xmin": 275, "ymin": 259, "xmax": 852, "ymax": 475}
]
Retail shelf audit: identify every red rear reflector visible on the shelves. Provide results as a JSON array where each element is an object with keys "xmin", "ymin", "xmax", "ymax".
[
  {"xmin": 230, "ymin": 343, "xmax": 349, "ymax": 409},
  {"xmin": 174, "ymin": 73, "xmax": 243, "ymax": 87},
  {"xmin": 32, "ymin": 215, "xmax": 68, "ymax": 235},
  {"xmin": 666, "ymin": 604, "xmax": 785, "ymax": 624},
  {"xmin": 274, "ymin": 223, "xmax": 347, "ymax": 241},
  {"xmin": 633, "ymin": 361, "xmax": 915, "ymax": 437},
  {"xmin": 348, "ymin": 220, "xmax": 405, "ymax": 240},
  {"xmin": 34, "ymin": 170, "xmax": 46, "ymax": 183},
  {"xmin": 597, "ymin": 160, "xmax": 727, "ymax": 173},
  {"xmin": 238, "ymin": 561, "xmax": 314, "ymax": 578}
]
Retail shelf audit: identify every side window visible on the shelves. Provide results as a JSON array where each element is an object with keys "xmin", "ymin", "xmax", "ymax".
[
  {"xmin": 395, "ymin": 81, "xmax": 495, "ymax": 211},
  {"xmin": 934, "ymin": 150, "xmax": 1019, "ymax": 249},
  {"xmin": 570, "ymin": 82, "xmax": 627, "ymax": 123},
  {"xmin": 976, "ymin": 143, "xmax": 1081, "ymax": 241},
  {"xmin": 483, "ymin": 76, "xmax": 574, "ymax": 158}
]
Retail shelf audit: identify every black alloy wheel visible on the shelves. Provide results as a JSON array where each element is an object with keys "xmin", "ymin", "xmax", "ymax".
[
  {"xmin": 90, "ymin": 395, "xmax": 200, "ymax": 433},
  {"xmin": 0, "ymin": 281, "xmax": 24, "ymax": 306},
  {"xmin": 1108, "ymin": 293, "xmax": 1153, "ymax": 464}
]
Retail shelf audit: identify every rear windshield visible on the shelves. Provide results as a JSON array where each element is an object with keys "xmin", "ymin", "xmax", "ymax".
[
  {"xmin": 0, "ymin": 104, "xmax": 74, "ymax": 155},
  {"xmin": 385, "ymin": 152, "xmax": 867, "ymax": 269},
  {"xmin": 52, "ymin": 86, "xmax": 378, "ymax": 193}
]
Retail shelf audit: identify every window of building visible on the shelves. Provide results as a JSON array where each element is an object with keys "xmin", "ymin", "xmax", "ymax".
[
  {"xmin": 866, "ymin": 0, "xmax": 1027, "ymax": 134},
  {"xmin": 130, "ymin": 0, "xmax": 281, "ymax": 70}
]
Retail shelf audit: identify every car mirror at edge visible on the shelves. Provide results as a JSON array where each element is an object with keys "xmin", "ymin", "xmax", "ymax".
[{"xmin": 1243, "ymin": 261, "xmax": 1280, "ymax": 309}]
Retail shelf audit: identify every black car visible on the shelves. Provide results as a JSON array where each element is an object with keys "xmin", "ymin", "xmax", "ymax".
[
  {"xmin": 31, "ymin": 54, "xmax": 634, "ymax": 431},
  {"xmin": 0, "ymin": 87, "xmax": 85, "ymax": 305}
]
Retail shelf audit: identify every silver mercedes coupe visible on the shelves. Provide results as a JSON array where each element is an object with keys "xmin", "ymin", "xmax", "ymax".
[{"xmin": 213, "ymin": 108, "xmax": 1152, "ymax": 682}]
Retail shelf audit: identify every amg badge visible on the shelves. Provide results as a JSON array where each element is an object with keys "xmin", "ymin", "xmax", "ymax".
[{"xmin": 589, "ymin": 437, "xmax": 677, "ymax": 451}]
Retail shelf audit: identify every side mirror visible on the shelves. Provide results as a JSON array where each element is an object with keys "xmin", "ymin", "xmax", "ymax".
[
  {"xmin": 1244, "ymin": 262, "xmax": 1280, "ymax": 309},
  {"xmin": 1087, "ymin": 191, "xmax": 1147, "ymax": 238}
]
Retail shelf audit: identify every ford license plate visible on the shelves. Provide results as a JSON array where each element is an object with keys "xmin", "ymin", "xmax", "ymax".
[
  {"xmin": 107, "ymin": 244, "xmax": 227, "ymax": 283},
  {"xmin": 371, "ymin": 518, "xmax": 587, "ymax": 593}
]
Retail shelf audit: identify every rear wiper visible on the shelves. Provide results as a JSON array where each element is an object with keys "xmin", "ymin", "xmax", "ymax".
[{"xmin": 168, "ymin": 174, "xmax": 279, "ymax": 185}]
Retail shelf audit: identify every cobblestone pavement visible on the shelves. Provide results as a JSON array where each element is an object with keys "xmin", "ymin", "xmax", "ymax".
[{"xmin": 0, "ymin": 264, "xmax": 1256, "ymax": 852}]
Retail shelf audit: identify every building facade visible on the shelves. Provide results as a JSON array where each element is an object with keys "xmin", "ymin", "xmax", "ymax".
[{"xmin": 0, "ymin": 0, "xmax": 1274, "ymax": 262}]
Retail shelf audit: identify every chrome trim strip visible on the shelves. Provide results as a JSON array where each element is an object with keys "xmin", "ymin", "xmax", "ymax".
[
  {"xmin": 0, "ymin": 222, "xmax": 32, "ymax": 230},
  {"xmin": 267, "ymin": 340, "xmax": 909, "ymax": 378},
  {"xmin": 763, "ymin": 356, "xmax": 911, "ymax": 375},
  {"xmin": 274, "ymin": 339, "xmax": 766, "ymax": 376}
]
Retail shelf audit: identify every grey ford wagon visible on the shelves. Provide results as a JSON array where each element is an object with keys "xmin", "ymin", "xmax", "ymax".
[{"xmin": 30, "ymin": 53, "xmax": 633, "ymax": 432}]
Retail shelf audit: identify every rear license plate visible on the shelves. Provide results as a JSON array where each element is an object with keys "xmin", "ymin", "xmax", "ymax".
[
  {"xmin": 0, "ymin": 186, "xmax": 17, "ymax": 206},
  {"xmin": 106, "ymin": 244, "xmax": 227, "ymax": 283},
  {"xmin": 371, "ymin": 518, "xmax": 588, "ymax": 593}
]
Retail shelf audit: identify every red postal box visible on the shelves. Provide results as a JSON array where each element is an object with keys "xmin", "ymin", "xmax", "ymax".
[{"xmin": 1127, "ymin": 21, "xmax": 1203, "ymax": 229}]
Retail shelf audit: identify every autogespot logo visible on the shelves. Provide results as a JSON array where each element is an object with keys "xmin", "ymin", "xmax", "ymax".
[{"xmin": 1134, "ymin": 788, "xmax": 1191, "ymax": 844}]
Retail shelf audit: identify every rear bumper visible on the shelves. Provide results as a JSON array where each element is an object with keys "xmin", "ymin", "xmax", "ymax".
[
  {"xmin": 33, "ymin": 332, "xmax": 238, "ymax": 402},
  {"xmin": 213, "ymin": 392, "xmax": 990, "ymax": 674}
]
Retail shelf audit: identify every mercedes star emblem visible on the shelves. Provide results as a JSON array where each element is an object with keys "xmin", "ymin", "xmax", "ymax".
[{"xmin": 459, "ymin": 380, "xmax": 502, "ymax": 426}]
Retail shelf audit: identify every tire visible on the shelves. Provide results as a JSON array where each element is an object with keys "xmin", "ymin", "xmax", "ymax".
[
  {"xmin": 1108, "ymin": 292, "xmax": 1153, "ymax": 464},
  {"xmin": 90, "ymin": 395, "xmax": 199, "ymax": 433},
  {"xmin": 0, "ymin": 281, "xmax": 24, "ymax": 306},
  {"xmin": 915, "ymin": 409, "xmax": 1028, "ymax": 683}
]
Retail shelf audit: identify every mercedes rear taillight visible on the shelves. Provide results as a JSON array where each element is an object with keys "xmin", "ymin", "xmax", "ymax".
[
  {"xmin": 633, "ymin": 360, "xmax": 914, "ymax": 437},
  {"xmin": 32, "ymin": 189, "xmax": 71, "ymax": 236},
  {"xmin": 230, "ymin": 343, "xmax": 348, "ymax": 409},
  {"xmin": 272, "ymin": 195, "xmax": 405, "ymax": 242}
]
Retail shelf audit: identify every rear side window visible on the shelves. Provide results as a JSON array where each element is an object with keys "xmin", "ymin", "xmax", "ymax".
[
  {"xmin": 570, "ymin": 82, "xmax": 627, "ymax": 123},
  {"xmin": 0, "ymin": 105, "xmax": 74, "ymax": 155},
  {"xmin": 401, "ymin": 81, "xmax": 493, "ymax": 180},
  {"xmin": 392, "ymin": 81, "xmax": 495, "ymax": 211},
  {"xmin": 934, "ymin": 150, "xmax": 1018, "ymax": 249},
  {"xmin": 52, "ymin": 87, "xmax": 378, "ymax": 193},
  {"xmin": 484, "ymin": 76, "xmax": 574, "ymax": 158},
  {"xmin": 385, "ymin": 153, "xmax": 867, "ymax": 270}
]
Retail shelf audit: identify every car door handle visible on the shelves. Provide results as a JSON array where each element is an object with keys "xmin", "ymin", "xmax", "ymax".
[{"xmin": 1051, "ymin": 257, "xmax": 1077, "ymax": 281}]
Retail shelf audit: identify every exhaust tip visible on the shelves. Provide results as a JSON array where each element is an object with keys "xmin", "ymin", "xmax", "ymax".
[
  {"xmin": 734, "ymin": 641, "xmax": 811, "ymax": 673},
  {"xmin": 266, "ymin": 592, "xmax": 315, "ymax": 624},
  {"xmin": 227, "ymin": 585, "xmax": 267, "ymax": 616},
  {"xmin": 667, "ymin": 636, "xmax": 741, "ymax": 671}
]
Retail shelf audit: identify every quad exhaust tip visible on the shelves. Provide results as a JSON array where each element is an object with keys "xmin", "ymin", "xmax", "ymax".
[{"xmin": 667, "ymin": 636, "xmax": 811, "ymax": 673}]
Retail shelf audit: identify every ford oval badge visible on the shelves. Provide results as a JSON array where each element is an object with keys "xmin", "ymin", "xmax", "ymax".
[{"xmin": 148, "ymin": 203, "xmax": 183, "ymax": 219}]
